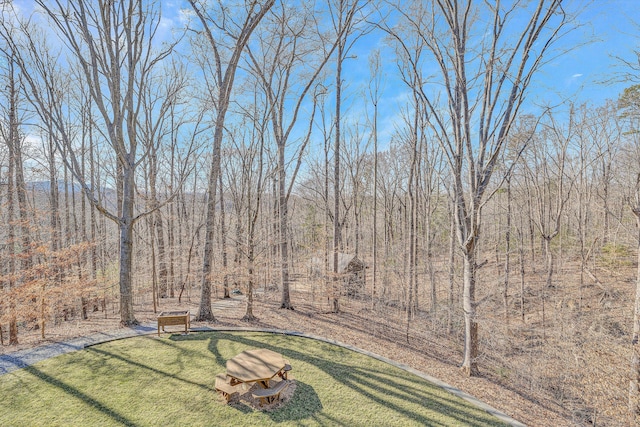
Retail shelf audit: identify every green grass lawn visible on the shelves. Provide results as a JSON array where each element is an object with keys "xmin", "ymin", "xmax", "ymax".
[{"xmin": 0, "ymin": 332, "xmax": 508, "ymax": 426}]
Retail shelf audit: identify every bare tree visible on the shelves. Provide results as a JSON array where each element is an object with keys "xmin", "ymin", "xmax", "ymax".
[
  {"xmin": 245, "ymin": 0, "xmax": 339, "ymax": 310},
  {"xmin": 524, "ymin": 110, "xmax": 574, "ymax": 339},
  {"xmin": 343, "ymin": 124, "xmax": 370, "ymax": 259},
  {"xmin": 499, "ymin": 116, "xmax": 537, "ymax": 323},
  {"xmin": 367, "ymin": 50, "xmax": 382, "ymax": 308},
  {"xmin": 219, "ymin": 166, "xmax": 230, "ymax": 299},
  {"xmin": 570, "ymin": 104, "xmax": 612, "ymax": 312},
  {"xmin": 0, "ymin": 49, "xmax": 22, "ymax": 344},
  {"xmin": 329, "ymin": 0, "xmax": 371, "ymax": 313},
  {"xmin": 220, "ymin": 112, "xmax": 267, "ymax": 320},
  {"xmin": 233, "ymin": 106, "xmax": 269, "ymax": 322},
  {"xmin": 139, "ymin": 61, "xmax": 193, "ymax": 304},
  {"xmin": 590, "ymin": 102, "xmax": 622, "ymax": 245},
  {"xmin": 188, "ymin": 0, "xmax": 275, "ymax": 321},
  {"xmin": 2, "ymin": 0, "xmax": 191, "ymax": 325},
  {"xmin": 619, "ymin": 84, "xmax": 640, "ymax": 426},
  {"xmin": 388, "ymin": 0, "xmax": 571, "ymax": 375},
  {"xmin": 630, "ymin": 158, "xmax": 640, "ymax": 427}
]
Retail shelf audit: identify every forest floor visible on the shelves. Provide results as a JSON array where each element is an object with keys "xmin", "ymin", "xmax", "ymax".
[{"xmin": 0, "ymin": 287, "xmax": 579, "ymax": 427}]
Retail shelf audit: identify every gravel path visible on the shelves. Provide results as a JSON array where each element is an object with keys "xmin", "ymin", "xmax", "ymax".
[
  {"xmin": 0, "ymin": 298, "xmax": 246, "ymax": 375},
  {"xmin": 0, "ymin": 323, "xmax": 157, "ymax": 375}
]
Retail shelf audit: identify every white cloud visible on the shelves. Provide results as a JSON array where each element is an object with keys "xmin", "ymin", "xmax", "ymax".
[{"xmin": 571, "ymin": 73, "xmax": 583, "ymax": 78}]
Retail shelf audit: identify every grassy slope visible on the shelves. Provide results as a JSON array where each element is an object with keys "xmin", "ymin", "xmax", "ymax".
[{"xmin": 0, "ymin": 332, "xmax": 507, "ymax": 427}]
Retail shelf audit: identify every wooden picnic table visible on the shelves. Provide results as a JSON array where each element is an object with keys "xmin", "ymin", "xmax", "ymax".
[{"xmin": 226, "ymin": 348, "xmax": 286, "ymax": 389}]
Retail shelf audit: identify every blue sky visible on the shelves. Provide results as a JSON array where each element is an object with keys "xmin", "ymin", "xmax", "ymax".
[
  {"xmin": 532, "ymin": 0, "xmax": 639, "ymax": 106},
  {"xmin": 13, "ymin": 0, "xmax": 637, "ymax": 107},
  {"xmin": 338, "ymin": 0, "xmax": 640, "ymax": 149},
  {"xmin": 10, "ymin": 0, "xmax": 640, "ymax": 154}
]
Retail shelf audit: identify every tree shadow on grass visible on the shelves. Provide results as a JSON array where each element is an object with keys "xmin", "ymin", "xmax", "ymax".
[
  {"xmin": 184, "ymin": 331, "xmax": 507, "ymax": 426},
  {"xmin": 85, "ymin": 345, "xmax": 216, "ymax": 393},
  {"xmin": 263, "ymin": 381, "xmax": 323, "ymax": 422},
  {"xmin": 23, "ymin": 364, "xmax": 139, "ymax": 426},
  {"xmin": 169, "ymin": 332, "xmax": 228, "ymax": 367}
]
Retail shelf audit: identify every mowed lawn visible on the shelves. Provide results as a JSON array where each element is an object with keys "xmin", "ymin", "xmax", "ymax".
[{"xmin": 0, "ymin": 332, "xmax": 507, "ymax": 426}]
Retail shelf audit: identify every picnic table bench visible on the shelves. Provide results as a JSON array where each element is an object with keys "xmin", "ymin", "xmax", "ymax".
[
  {"xmin": 252, "ymin": 379, "xmax": 289, "ymax": 406},
  {"xmin": 215, "ymin": 373, "xmax": 241, "ymax": 403}
]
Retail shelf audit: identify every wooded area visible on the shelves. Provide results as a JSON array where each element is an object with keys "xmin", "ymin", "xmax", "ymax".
[{"xmin": 1, "ymin": 0, "xmax": 640, "ymax": 425}]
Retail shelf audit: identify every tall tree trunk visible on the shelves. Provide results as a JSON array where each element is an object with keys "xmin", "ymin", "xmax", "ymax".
[
  {"xmin": 12, "ymin": 57, "xmax": 31, "ymax": 338},
  {"xmin": 49, "ymin": 138, "xmax": 61, "ymax": 239},
  {"xmin": 197, "ymin": 138, "xmax": 220, "ymax": 321},
  {"xmin": 234, "ymin": 201, "xmax": 243, "ymax": 294},
  {"xmin": 628, "ymin": 204, "xmax": 640, "ymax": 424},
  {"xmin": 47, "ymin": 132, "xmax": 61, "ymax": 336},
  {"xmin": 168, "ymin": 111, "xmax": 177, "ymax": 299},
  {"xmin": 155, "ymin": 210, "xmax": 168, "ymax": 299},
  {"xmin": 279, "ymin": 143, "xmax": 293, "ymax": 309},
  {"xmin": 245, "ymin": 181, "xmax": 262, "ymax": 322},
  {"xmin": 504, "ymin": 177, "xmax": 512, "ymax": 322},
  {"xmin": 149, "ymin": 217, "xmax": 158, "ymax": 314},
  {"xmin": 190, "ymin": 0, "xmax": 275, "ymax": 320},
  {"xmin": 332, "ymin": 26, "xmax": 344, "ymax": 314},
  {"xmin": 89, "ymin": 121, "xmax": 98, "ymax": 282},
  {"xmin": 602, "ymin": 165, "xmax": 611, "ymax": 245},
  {"xmin": 148, "ymin": 144, "xmax": 168, "ymax": 300},
  {"xmin": 372, "ymin": 96, "xmax": 378, "ymax": 309},
  {"xmin": 518, "ymin": 216, "xmax": 526, "ymax": 324},
  {"xmin": 324, "ymin": 126, "xmax": 331, "ymax": 308},
  {"xmin": 168, "ymin": 196, "xmax": 177, "ymax": 299},
  {"xmin": 243, "ymin": 243, "xmax": 257, "ymax": 321},
  {"xmin": 406, "ymin": 97, "xmax": 419, "ymax": 335},
  {"xmin": 461, "ymin": 241, "xmax": 479, "ymax": 376},
  {"xmin": 528, "ymin": 196, "xmax": 536, "ymax": 272},
  {"xmin": 427, "ymin": 228, "xmax": 436, "ymax": 314},
  {"xmin": 271, "ymin": 177, "xmax": 279, "ymax": 288},
  {"xmin": 14, "ymin": 125, "xmax": 30, "ymax": 274},
  {"xmin": 542, "ymin": 236, "xmax": 554, "ymax": 340},
  {"xmin": 456, "ymin": 177, "xmax": 479, "ymax": 376},
  {"xmin": 383, "ymin": 197, "xmax": 391, "ymax": 300},
  {"xmin": 406, "ymin": 173, "xmax": 416, "ymax": 340},
  {"xmin": 447, "ymin": 199, "xmax": 456, "ymax": 335},
  {"xmin": 63, "ymin": 149, "xmax": 71, "ymax": 246},
  {"xmin": 219, "ymin": 171, "xmax": 230, "ymax": 299},
  {"xmin": 71, "ymin": 168, "xmax": 79, "ymax": 242},
  {"xmin": 6, "ymin": 56, "xmax": 18, "ymax": 345},
  {"xmin": 331, "ymin": 154, "xmax": 341, "ymax": 309},
  {"xmin": 119, "ymin": 165, "xmax": 137, "ymax": 326}
]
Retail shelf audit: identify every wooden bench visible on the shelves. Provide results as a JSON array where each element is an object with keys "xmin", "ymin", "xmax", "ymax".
[
  {"xmin": 215, "ymin": 373, "xmax": 241, "ymax": 403},
  {"xmin": 157, "ymin": 311, "xmax": 190, "ymax": 336},
  {"xmin": 252, "ymin": 380, "xmax": 289, "ymax": 406}
]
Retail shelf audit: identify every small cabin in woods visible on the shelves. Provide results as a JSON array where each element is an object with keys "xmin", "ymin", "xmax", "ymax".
[{"xmin": 309, "ymin": 253, "xmax": 366, "ymax": 296}]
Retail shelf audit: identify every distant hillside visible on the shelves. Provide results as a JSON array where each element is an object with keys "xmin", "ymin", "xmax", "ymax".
[{"xmin": 27, "ymin": 181, "xmax": 83, "ymax": 194}]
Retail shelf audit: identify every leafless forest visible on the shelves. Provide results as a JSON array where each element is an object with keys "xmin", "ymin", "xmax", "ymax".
[{"xmin": 1, "ymin": 1, "xmax": 640, "ymax": 425}]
